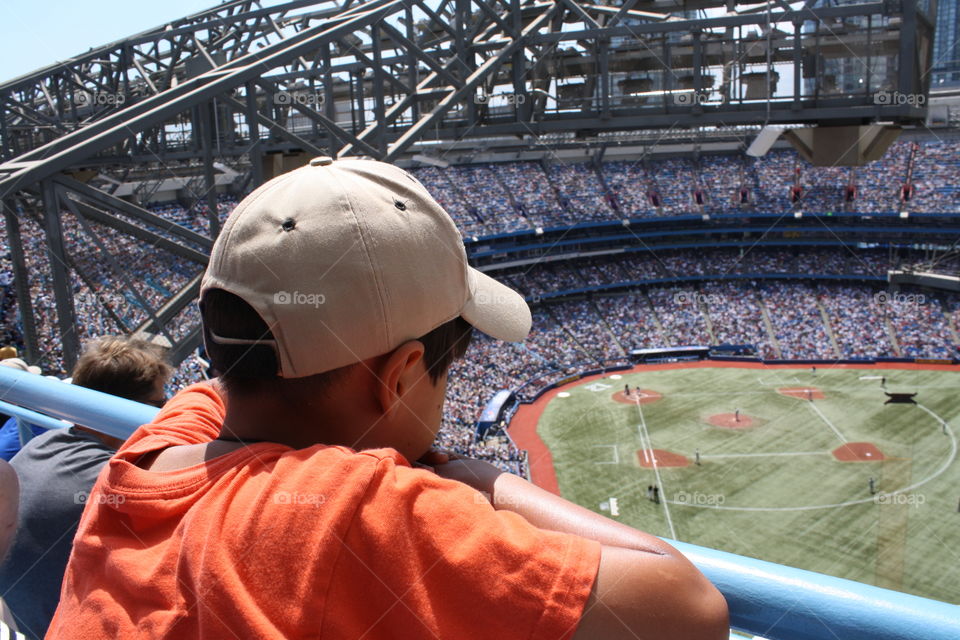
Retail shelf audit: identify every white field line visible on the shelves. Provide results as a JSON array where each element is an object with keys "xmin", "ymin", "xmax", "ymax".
[
  {"xmin": 592, "ymin": 444, "xmax": 619, "ymax": 465},
  {"xmin": 636, "ymin": 424, "xmax": 651, "ymax": 463},
  {"xmin": 917, "ymin": 403, "xmax": 948, "ymax": 430},
  {"xmin": 634, "ymin": 397, "xmax": 677, "ymax": 539},
  {"xmin": 807, "ymin": 400, "xmax": 847, "ymax": 444},
  {"xmin": 702, "ymin": 451, "xmax": 830, "ymax": 459}
]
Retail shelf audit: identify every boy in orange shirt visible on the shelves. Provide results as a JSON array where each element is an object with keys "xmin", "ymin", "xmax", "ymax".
[{"xmin": 49, "ymin": 158, "xmax": 727, "ymax": 639}]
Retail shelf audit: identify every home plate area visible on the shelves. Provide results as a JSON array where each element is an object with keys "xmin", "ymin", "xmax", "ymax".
[
  {"xmin": 832, "ymin": 442, "xmax": 885, "ymax": 462},
  {"xmin": 778, "ymin": 386, "xmax": 825, "ymax": 400},
  {"xmin": 611, "ymin": 389, "xmax": 663, "ymax": 405},
  {"xmin": 636, "ymin": 449, "xmax": 689, "ymax": 468}
]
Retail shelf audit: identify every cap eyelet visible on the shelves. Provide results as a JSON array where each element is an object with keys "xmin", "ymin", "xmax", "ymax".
[
  {"xmin": 394, "ymin": 200, "xmax": 407, "ymax": 211},
  {"xmin": 281, "ymin": 218, "xmax": 296, "ymax": 232}
]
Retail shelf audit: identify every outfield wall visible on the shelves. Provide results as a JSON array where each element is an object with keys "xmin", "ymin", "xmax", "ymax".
[{"xmin": 503, "ymin": 355, "xmax": 959, "ymax": 410}]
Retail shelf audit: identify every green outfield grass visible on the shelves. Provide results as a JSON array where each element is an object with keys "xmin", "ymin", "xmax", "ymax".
[{"xmin": 536, "ymin": 366, "xmax": 960, "ymax": 604}]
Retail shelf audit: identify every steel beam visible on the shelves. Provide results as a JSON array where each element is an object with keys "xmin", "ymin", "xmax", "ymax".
[
  {"xmin": 383, "ymin": 3, "xmax": 556, "ymax": 161},
  {"xmin": 133, "ymin": 273, "xmax": 203, "ymax": 339},
  {"xmin": 165, "ymin": 324, "xmax": 204, "ymax": 369},
  {"xmin": 59, "ymin": 191, "xmax": 173, "ymax": 343},
  {"xmin": 2, "ymin": 201, "xmax": 40, "ymax": 362},
  {"xmin": 40, "ymin": 180, "xmax": 81, "ymax": 371},
  {"xmin": 54, "ymin": 175, "xmax": 212, "ymax": 250}
]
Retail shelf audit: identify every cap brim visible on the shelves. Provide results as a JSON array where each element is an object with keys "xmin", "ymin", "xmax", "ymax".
[{"xmin": 461, "ymin": 268, "xmax": 531, "ymax": 342}]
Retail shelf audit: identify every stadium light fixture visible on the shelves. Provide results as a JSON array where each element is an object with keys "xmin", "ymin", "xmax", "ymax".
[
  {"xmin": 411, "ymin": 154, "xmax": 450, "ymax": 168},
  {"xmin": 794, "ymin": 210, "xmax": 803, "ymax": 219},
  {"xmin": 899, "ymin": 210, "xmax": 910, "ymax": 219}
]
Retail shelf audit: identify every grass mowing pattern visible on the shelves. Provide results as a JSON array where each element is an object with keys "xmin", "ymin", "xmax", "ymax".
[{"xmin": 537, "ymin": 366, "xmax": 960, "ymax": 603}]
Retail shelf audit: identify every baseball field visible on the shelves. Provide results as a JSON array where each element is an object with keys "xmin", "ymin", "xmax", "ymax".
[{"xmin": 510, "ymin": 362, "xmax": 960, "ymax": 604}]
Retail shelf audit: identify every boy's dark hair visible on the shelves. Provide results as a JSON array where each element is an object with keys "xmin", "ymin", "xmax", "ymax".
[
  {"xmin": 200, "ymin": 288, "xmax": 473, "ymax": 394},
  {"xmin": 71, "ymin": 336, "xmax": 172, "ymax": 405}
]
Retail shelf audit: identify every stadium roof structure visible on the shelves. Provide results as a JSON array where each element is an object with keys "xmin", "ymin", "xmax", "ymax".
[{"xmin": 0, "ymin": 0, "xmax": 939, "ymax": 370}]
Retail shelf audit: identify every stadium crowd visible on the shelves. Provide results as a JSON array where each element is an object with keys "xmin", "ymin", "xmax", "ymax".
[
  {"xmin": 1, "ymin": 145, "xmax": 959, "ymax": 476},
  {"xmin": 407, "ymin": 139, "xmax": 959, "ymax": 236}
]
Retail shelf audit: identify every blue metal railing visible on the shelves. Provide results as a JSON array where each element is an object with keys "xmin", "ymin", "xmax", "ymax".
[{"xmin": 1, "ymin": 366, "xmax": 958, "ymax": 639}]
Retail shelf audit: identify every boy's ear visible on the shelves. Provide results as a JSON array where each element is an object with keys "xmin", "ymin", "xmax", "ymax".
[{"xmin": 374, "ymin": 340, "xmax": 425, "ymax": 415}]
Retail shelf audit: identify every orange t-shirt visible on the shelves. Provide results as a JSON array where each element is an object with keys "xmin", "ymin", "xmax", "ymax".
[{"xmin": 47, "ymin": 383, "xmax": 600, "ymax": 639}]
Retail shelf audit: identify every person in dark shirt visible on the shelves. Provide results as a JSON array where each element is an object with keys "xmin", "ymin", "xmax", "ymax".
[{"xmin": 0, "ymin": 337, "xmax": 170, "ymax": 640}]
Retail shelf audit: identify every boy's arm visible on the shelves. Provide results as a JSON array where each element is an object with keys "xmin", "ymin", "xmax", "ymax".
[{"xmin": 431, "ymin": 457, "xmax": 729, "ymax": 640}]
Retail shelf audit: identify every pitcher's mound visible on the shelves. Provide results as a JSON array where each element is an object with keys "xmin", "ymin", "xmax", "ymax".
[
  {"xmin": 612, "ymin": 389, "xmax": 663, "ymax": 405},
  {"xmin": 833, "ymin": 442, "xmax": 885, "ymax": 462},
  {"xmin": 636, "ymin": 449, "xmax": 689, "ymax": 468},
  {"xmin": 708, "ymin": 413, "xmax": 755, "ymax": 429},
  {"xmin": 778, "ymin": 386, "xmax": 825, "ymax": 400}
]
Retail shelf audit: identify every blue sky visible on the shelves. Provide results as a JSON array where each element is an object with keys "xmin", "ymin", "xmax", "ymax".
[{"xmin": 0, "ymin": 1, "xmax": 218, "ymax": 83}]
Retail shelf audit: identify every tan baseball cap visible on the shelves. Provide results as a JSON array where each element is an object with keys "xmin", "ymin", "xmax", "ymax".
[{"xmin": 201, "ymin": 157, "xmax": 531, "ymax": 378}]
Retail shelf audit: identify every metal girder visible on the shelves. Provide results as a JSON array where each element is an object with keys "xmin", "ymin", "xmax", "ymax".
[
  {"xmin": 166, "ymin": 325, "xmax": 204, "ymax": 368},
  {"xmin": 2, "ymin": 202, "xmax": 39, "ymax": 362},
  {"xmin": 0, "ymin": 0, "xmax": 345, "ymax": 158},
  {"xmin": 39, "ymin": 181, "xmax": 81, "ymax": 372},
  {"xmin": 133, "ymin": 274, "xmax": 203, "ymax": 339},
  {"xmin": 382, "ymin": 3, "xmax": 557, "ymax": 161},
  {"xmin": 219, "ymin": 93, "xmax": 330, "ymax": 157},
  {"xmin": 59, "ymin": 192, "xmax": 170, "ymax": 342},
  {"xmin": 57, "ymin": 198, "xmax": 210, "ymax": 265},
  {"xmin": 0, "ymin": 0, "xmax": 401, "ymax": 194},
  {"xmin": 0, "ymin": 0, "xmax": 937, "ymax": 376},
  {"xmin": 54, "ymin": 175, "xmax": 212, "ymax": 250}
]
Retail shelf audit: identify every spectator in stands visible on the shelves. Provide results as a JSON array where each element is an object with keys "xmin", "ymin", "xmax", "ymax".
[
  {"xmin": 49, "ymin": 159, "xmax": 727, "ymax": 639},
  {"xmin": 0, "ymin": 359, "xmax": 46, "ymax": 461},
  {"xmin": 0, "ymin": 336, "xmax": 171, "ymax": 640},
  {"xmin": 0, "ymin": 459, "xmax": 18, "ymax": 634}
]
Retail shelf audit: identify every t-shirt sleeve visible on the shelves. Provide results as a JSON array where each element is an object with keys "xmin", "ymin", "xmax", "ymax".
[
  {"xmin": 324, "ymin": 455, "xmax": 601, "ymax": 640},
  {"xmin": 117, "ymin": 381, "xmax": 226, "ymax": 454}
]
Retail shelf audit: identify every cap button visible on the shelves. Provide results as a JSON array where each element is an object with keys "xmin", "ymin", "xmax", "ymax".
[{"xmin": 310, "ymin": 156, "xmax": 334, "ymax": 167}]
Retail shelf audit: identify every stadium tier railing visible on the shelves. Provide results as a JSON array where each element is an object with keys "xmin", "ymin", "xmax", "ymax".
[{"xmin": 1, "ymin": 366, "xmax": 958, "ymax": 640}]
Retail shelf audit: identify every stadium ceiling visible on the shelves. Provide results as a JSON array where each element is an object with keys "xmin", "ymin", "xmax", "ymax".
[{"xmin": 0, "ymin": 0, "xmax": 937, "ymax": 370}]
